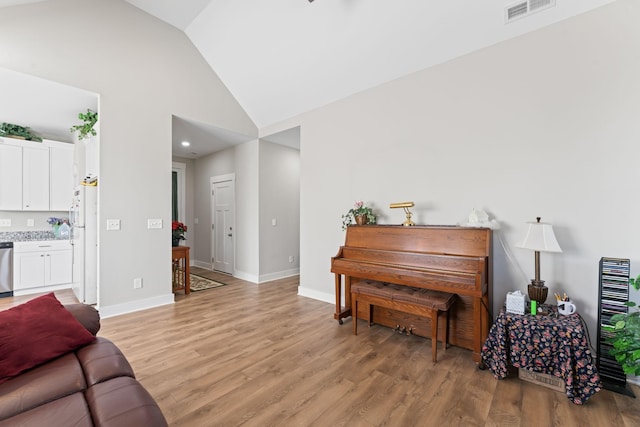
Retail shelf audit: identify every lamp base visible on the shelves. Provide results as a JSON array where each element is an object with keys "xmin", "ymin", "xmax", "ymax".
[{"xmin": 528, "ymin": 281, "xmax": 548, "ymax": 306}]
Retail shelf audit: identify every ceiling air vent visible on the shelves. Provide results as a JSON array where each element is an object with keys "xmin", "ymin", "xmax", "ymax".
[{"xmin": 505, "ymin": 0, "xmax": 555, "ymax": 23}]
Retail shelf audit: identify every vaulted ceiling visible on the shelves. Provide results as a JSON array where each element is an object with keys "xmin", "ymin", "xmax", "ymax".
[
  {"xmin": 123, "ymin": 0, "xmax": 614, "ymax": 128},
  {"xmin": 0, "ymin": 0, "xmax": 615, "ymax": 154}
]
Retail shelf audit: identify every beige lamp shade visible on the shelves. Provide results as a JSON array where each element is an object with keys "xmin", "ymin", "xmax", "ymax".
[
  {"xmin": 517, "ymin": 217, "xmax": 562, "ymax": 305},
  {"xmin": 518, "ymin": 220, "xmax": 562, "ymax": 253}
]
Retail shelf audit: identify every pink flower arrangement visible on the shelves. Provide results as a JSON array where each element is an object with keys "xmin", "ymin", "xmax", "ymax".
[{"xmin": 341, "ymin": 200, "xmax": 376, "ymax": 230}]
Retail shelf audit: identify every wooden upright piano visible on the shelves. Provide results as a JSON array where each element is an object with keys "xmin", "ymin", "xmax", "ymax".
[{"xmin": 331, "ymin": 225, "xmax": 492, "ymax": 362}]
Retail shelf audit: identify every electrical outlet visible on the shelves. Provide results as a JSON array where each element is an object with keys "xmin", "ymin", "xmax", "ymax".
[
  {"xmin": 194, "ymin": 218, "xmax": 199, "ymax": 224},
  {"xmin": 289, "ymin": 255, "xmax": 294, "ymax": 263},
  {"xmin": 106, "ymin": 219, "xmax": 121, "ymax": 230},
  {"xmin": 272, "ymin": 218, "xmax": 277, "ymax": 226},
  {"xmin": 133, "ymin": 277, "xmax": 143, "ymax": 289},
  {"xmin": 0, "ymin": 219, "xmax": 11, "ymax": 227},
  {"xmin": 147, "ymin": 219, "xmax": 162, "ymax": 229},
  {"xmin": 27, "ymin": 219, "xmax": 34, "ymax": 227}
]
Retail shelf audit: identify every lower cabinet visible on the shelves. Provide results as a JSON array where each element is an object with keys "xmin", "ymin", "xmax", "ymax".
[{"xmin": 13, "ymin": 240, "xmax": 72, "ymax": 295}]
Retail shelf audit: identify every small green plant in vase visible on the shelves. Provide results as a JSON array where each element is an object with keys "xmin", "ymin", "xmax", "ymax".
[
  {"xmin": 606, "ymin": 274, "xmax": 640, "ymax": 375},
  {"xmin": 341, "ymin": 200, "xmax": 376, "ymax": 231},
  {"xmin": 70, "ymin": 109, "xmax": 98, "ymax": 140}
]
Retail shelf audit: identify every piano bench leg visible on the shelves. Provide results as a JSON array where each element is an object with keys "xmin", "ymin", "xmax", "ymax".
[
  {"xmin": 352, "ymin": 293, "xmax": 358, "ymax": 336},
  {"xmin": 431, "ymin": 308, "xmax": 439, "ymax": 363},
  {"xmin": 431, "ymin": 308, "xmax": 451, "ymax": 363}
]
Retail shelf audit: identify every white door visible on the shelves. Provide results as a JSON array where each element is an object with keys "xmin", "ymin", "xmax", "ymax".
[
  {"xmin": 46, "ymin": 249, "xmax": 72, "ymax": 285},
  {"xmin": 13, "ymin": 252, "xmax": 45, "ymax": 289},
  {"xmin": 72, "ymin": 226, "xmax": 85, "ymax": 302},
  {"xmin": 0, "ymin": 142, "xmax": 23, "ymax": 210},
  {"xmin": 22, "ymin": 144, "xmax": 50, "ymax": 210},
  {"xmin": 49, "ymin": 143, "xmax": 74, "ymax": 211},
  {"xmin": 211, "ymin": 176, "xmax": 235, "ymax": 274}
]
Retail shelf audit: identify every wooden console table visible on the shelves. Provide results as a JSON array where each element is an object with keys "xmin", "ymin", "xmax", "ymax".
[{"xmin": 172, "ymin": 246, "xmax": 190, "ymax": 294}]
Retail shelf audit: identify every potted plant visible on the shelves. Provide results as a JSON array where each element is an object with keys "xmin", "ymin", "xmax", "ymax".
[
  {"xmin": 70, "ymin": 109, "xmax": 98, "ymax": 140},
  {"xmin": 606, "ymin": 274, "xmax": 640, "ymax": 375},
  {"xmin": 0, "ymin": 122, "xmax": 42, "ymax": 141},
  {"xmin": 341, "ymin": 200, "xmax": 376, "ymax": 231},
  {"xmin": 172, "ymin": 221, "xmax": 187, "ymax": 247}
]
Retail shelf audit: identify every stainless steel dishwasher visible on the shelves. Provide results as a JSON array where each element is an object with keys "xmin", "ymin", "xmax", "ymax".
[{"xmin": 0, "ymin": 241, "xmax": 13, "ymax": 298}]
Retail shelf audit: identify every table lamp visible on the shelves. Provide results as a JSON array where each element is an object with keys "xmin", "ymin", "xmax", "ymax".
[
  {"xmin": 390, "ymin": 202, "xmax": 415, "ymax": 226},
  {"xmin": 517, "ymin": 217, "xmax": 562, "ymax": 305}
]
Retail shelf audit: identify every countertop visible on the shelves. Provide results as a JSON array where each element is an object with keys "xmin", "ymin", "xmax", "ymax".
[{"xmin": 0, "ymin": 231, "xmax": 67, "ymax": 243}]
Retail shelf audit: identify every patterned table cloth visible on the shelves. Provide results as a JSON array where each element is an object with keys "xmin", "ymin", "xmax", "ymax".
[{"xmin": 481, "ymin": 305, "xmax": 601, "ymax": 404}]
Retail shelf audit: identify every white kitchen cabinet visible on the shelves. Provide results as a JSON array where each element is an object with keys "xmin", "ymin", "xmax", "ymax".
[
  {"xmin": 0, "ymin": 139, "xmax": 23, "ymax": 210},
  {"xmin": 0, "ymin": 137, "xmax": 75, "ymax": 211},
  {"xmin": 22, "ymin": 144, "xmax": 50, "ymax": 210},
  {"xmin": 49, "ymin": 141, "xmax": 74, "ymax": 211},
  {"xmin": 13, "ymin": 240, "xmax": 73, "ymax": 295}
]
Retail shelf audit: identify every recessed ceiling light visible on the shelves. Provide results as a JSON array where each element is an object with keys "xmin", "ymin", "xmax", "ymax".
[{"xmin": 181, "ymin": 141, "xmax": 190, "ymax": 147}]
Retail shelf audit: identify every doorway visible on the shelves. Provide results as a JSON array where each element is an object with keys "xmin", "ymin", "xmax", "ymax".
[
  {"xmin": 172, "ymin": 162, "xmax": 186, "ymax": 222},
  {"xmin": 211, "ymin": 174, "xmax": 235, "ymax": 274}
]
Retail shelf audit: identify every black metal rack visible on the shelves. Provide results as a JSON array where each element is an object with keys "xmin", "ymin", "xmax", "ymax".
[{"xmin": 597, "ymin": 257, "xmax": 635, "ymax": 397}]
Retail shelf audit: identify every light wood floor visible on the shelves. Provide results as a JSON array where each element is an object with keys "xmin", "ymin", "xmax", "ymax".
[{"xmin": 2, "ymin": 272, "xmax": 639, "ymax": 426}]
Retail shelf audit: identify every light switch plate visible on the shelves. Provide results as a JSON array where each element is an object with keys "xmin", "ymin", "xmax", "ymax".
[
  {"xmin": 27, "ymin": 219, "xmax": 35, "ymax": 227},
  {"xmin": 147, "ymin": 219, "xmax": 162, "ymax": 229},
  {"xmin": 106, "ymin": 219, "xmax": 121, "ymax": 230},
  {"xmin": 0, "ymin": 218, "xmax": 11, "ymax": 227}
]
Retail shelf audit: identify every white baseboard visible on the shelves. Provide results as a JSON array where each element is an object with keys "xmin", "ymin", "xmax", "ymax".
[
  {"xmin": 259, "ymin": 268, "xmax": 300, "ymax": 283},
  {"xmin": 190, "ymin": 262, "xmax": 261, "ymax": 284},
  {"xmin": 297, "ymin": 286, "xmax": 333, "ymax": 304},
  {"xmin": 98, "ymin": 293, "xmax": 174, "ymax": 318},
  {"xmin": 192, "ymin": 259, "xmax": 211, "ymax": 269},
  {"xmin": 13, "ymin": 284, "xmax": 71, "ymax": 297},
  {"xmin": 13, "ymin": 283, "xmax": 71, "ymax": 297},
  {"xmin": 191, "ymin": 261, "xmax": 299, "ymax": 285},
  {"xmin": 234, "ymin": 269, "xmax": 258, "ymax": 284}
]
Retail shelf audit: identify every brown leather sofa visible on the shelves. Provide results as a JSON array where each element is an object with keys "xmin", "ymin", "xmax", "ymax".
[{"xmin": 0, "ymin": 302, "xmax": 168, "ymax": 427}]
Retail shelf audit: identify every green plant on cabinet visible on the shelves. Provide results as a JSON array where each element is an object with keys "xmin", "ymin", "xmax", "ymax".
[
  {"xmin": 0, "ymin": 122, "xmax": 42, "ymax": 141},
  {"xmin": 69, "ymin": 109, "xmax": 98, "ymax": 140}
]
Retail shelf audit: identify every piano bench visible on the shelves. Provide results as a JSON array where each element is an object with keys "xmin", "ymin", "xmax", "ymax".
[{"xmin": 351, "ymin": 280, "xmax": 457, "ymax": 363}]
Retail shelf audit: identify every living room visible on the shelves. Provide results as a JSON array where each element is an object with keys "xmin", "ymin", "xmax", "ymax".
[{"xmin": 1, "ymin": 0, "xmax": 639, "ymax": 424}]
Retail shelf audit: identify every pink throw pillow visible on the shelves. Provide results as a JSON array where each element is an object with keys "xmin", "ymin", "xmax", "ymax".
[{"xmin": 0, "ymin": 293, "xmax": 96, "ymax": 384}]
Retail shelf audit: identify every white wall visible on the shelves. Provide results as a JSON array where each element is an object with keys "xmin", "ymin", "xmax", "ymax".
[
  {"xmin": 0, "ymin": 211, "xmax": 68, "ymax": 232},
  {"xmin": 233, "ymin": 140, "xmax": 260, "ymax": 281},
  {"xmin": 0, "ymin": 0, "xmax": 257, "ymax": 315},
  {"xmin": 192, "ymin": 147, "xmax": 235, "ymax": 267},
  {"xmin": 261, "ymin": 0, "xmax": 640, "ymax": 344},
  {"xmin": 191, "ymin": 140, "xmax": 261, "ymax": 281},
  {"xmin": 187, "ymin": 140, "xmax": 299, "ymax": 282},
  {"xmin": 259, "ymin": 140, "xmax": 300, "ymax": 281}
]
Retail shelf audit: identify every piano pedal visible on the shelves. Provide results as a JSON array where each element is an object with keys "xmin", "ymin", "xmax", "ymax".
[{"xmin": 394, "ymin": 325, "xmax": 409, "ymax": 335}]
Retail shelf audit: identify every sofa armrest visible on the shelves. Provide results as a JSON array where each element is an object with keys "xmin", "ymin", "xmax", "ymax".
[{"xmin": 64, "ymin": 304, "xmax": 101, "ymax": 336}]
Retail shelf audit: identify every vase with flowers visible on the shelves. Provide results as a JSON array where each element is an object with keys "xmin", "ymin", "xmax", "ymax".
[
  {"xmin": 341, "ymin": 200, "xmax": 376, "ymax": 231},
  {"xmin": 172, "ymin": 221, "xmax": 187, "ymax": 247},
  {"xmin": 47, "ymin": 217, "xmax": 67, "ymax": 237}
]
